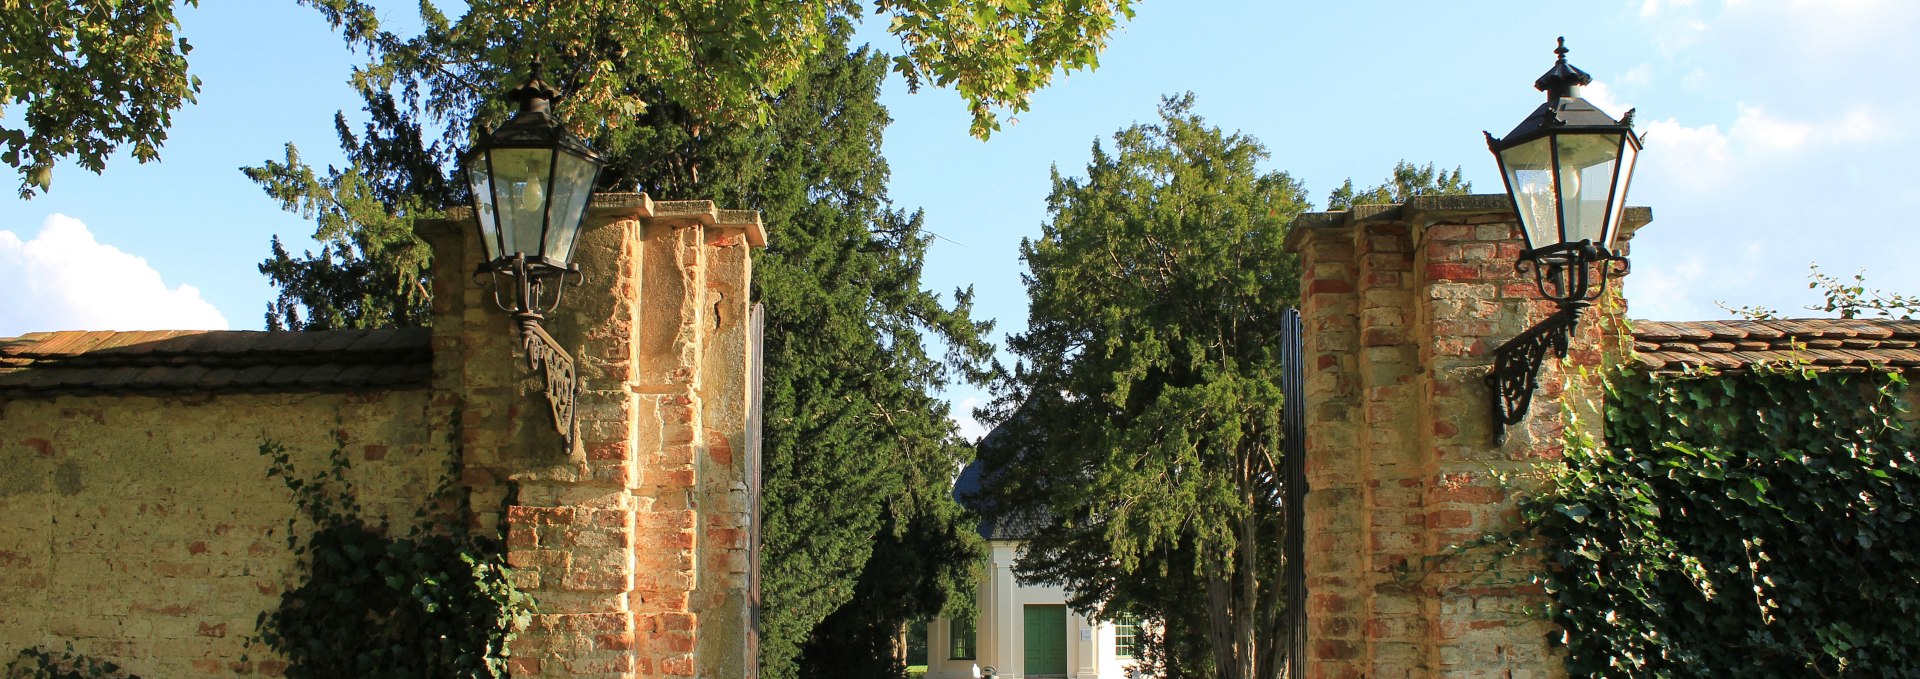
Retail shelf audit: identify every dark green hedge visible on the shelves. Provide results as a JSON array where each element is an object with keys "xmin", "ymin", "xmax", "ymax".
[{"xmin": 1529, "ymin": 367, "xmax": 1920, "ymax": 677}]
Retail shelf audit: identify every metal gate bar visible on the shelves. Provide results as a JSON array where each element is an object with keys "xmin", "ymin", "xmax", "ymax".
[{"xmin": 1278, "ymin": 308, "xmax": 1307, "ymax": 679}]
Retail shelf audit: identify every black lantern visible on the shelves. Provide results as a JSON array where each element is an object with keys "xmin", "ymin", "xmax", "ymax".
[
  {"xmin": 464, "ymin": 60, "xmax": 606, "ymax": 322},
  {"xmin": 1483, "ymin": 38, "xmax": 1642, "ymax": 445},
  {"xmin": 463, "ymin": 60, "xmax": 605, "ymax": 448}
]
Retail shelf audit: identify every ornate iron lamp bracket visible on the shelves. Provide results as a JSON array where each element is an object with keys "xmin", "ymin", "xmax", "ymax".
[
  {"xmin": 477, "ymin": 253, "xmax": 584, "ymax": 451},
  {"xmin": 521, "ymin": 321, "xmax": 578, "ymax": 448},
  {"xmin": 1486, "ymin": 303, "xmax": 1584, "ymax": 446}
]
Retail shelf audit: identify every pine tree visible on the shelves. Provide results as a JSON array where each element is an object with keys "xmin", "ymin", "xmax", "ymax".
[{"xmin": 250, "ymin": 87, "xmax": 452, "ymax": 331}]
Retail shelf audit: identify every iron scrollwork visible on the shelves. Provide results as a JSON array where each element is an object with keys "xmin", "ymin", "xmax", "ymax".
[
  {"xmin": 522, "ymin": 322, "xmax": 578, "ymax": 448},
  {"xmin": 474, "ymin": 253, "xmax": 584, "ymax": 451},
  {"xmin": 1486, "ymin": 304, "xmax": 1583, "ymax": 446}
]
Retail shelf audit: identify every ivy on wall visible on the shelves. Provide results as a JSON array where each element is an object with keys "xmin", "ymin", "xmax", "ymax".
[
  {"xmin": 252, "ymin": 425, "xmax": 529, "ymax": 678},
  {"xmin": 1526, "ymin": 365, "xmax": 1920, "ymax": 676},
  {"xmin": 5, "ymin": 644, "xmax": 141, "ymax": 679}
]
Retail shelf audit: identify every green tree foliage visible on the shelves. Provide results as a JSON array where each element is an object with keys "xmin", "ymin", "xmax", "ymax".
[
  {"xmin": 248, "ymin": 16, "xmax": 992, "ymax": 677},
  {"xmin": 1528, "ymin": 366, "xmax": 1920, "ymax": 676},
  {"xmin": 294, "ymin": 0, "xmax": 1133, "ymax": 140},
  {"xmin": 796, "ymin": 505, "xmax": 983, "ymax": 676},
  {"xmin": 0, "ymin": 0, "xmax": 1132, "ymax": 193},
  {"xmin": 0, "ymin": 0, "xmax": 201, "ymax": 197},
  {"xmin": 979, "ymin": 94, "xmax": 1308, "ymax": 679},
  {"xmin": 1324, "ymin": 160, "xmax": 1470, "ymax": 211}
]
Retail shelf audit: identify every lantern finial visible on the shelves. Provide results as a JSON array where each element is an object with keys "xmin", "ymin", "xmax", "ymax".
[
  {"xmin": 508, "ymin": 58, "xmax": 559, "ymax": 115},
  {"xmin": 1533, "ymin": 36, "xmax": 1592, "ymax": 101}
]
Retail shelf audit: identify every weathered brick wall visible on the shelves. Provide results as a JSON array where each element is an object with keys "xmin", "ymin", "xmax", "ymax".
[
  {"xmin": 421, "ymin": 194, "xmax": 764, "ymax": 679},
  {"xmin": 1286, "ymin": 195, "xmax": 1647, "ymax": 678},
  {"xmin": 0, "ymin": 388, "xmax": 445, "ymax": 677}
]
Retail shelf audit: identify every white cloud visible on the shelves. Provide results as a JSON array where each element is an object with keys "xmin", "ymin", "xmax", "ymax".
[
  {"xmin": 1617, "ymin": 64, "xmax": 1655, "ymax": 88},
  {"xmin": 1580, "ymin": 81, "xmax": 1633, "ymax": 121},
  {"xmin": 1727, "ymin": 105, "xmax": 1813, "ymax": 151},
  {"xmin": 1634, "ymin": 104, "xmax": 1884, "ymax": 192},
  {"xmin": 1726, "ymin": 104, "xmax": 1891, "ymax": 152},
  {"xmin": 950, "ymin": 396, "xmax": 988, "ymax": 443},
  {"xmin": 0, "ymin": 214, "xmax": 229, "ymax": 335},
  {"xmin": 1625, "ymin": 255, "xmax": 1713, "ymax": 320},
  {"xmin": 1641, "ymin": 0, "xmax": 1700, "ymax": 17},
  {"xmin": 1637, "ymin": 0, "xmax": 1712, "ymax": 54},
  {"xmin": 1638, "ymin": 117, "xmax": 1731, "ymax": 190},
  {"xmin": 1825, "ymin": 108, "xmax": 1887, "ymax": 143}
]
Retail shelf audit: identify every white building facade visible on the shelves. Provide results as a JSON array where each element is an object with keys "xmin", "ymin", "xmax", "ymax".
[{"xmin": 933, "ymin": 460, "xmax": 1143, "ymax": 679}]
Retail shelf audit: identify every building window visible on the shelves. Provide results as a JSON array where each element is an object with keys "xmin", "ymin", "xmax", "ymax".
[
  {"xmin": 1113, "ymin": 615, "xmax": 1140, "ymax": 659},
  {"xmin": 950, "ymin": 617, "xmax": 976, "ymax": 659}
]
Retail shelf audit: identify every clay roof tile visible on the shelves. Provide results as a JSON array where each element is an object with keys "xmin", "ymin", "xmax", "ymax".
[{"xmin": 1634, "ymin": 318, "xmax": 1920, "ymax": 373}]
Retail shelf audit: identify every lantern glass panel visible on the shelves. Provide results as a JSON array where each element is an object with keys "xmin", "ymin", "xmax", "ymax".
[
  {"xmin": 1498, "ymin": 136, "xmax": 1558, "ymax": 250},
  {"xmin": 1554, "ymin": 133, "xmax": 1624, "ymax": 246},
  {"xmin": 543, "ymin": 150, "xmax": 599, "ymax": 267},
  {"xmin": 490, "ymin": 147, "xmax": 557, "ymax": 258},
  {"xmin": 1603, "ymin": 139, "xmax": 1638, "ymax": 251},
  {"xmin": 467, "ymin": 160, "xmax": 502, "ymax": 261}
]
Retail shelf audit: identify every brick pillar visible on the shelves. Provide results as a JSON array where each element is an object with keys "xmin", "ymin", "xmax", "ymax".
[
  {"xmin": 420, "ymin": 194, "xmax": 767, "ymax": 679},
  {"xmin": 1286, "ymin": 195, "xmax": 1648, "ymax": 678}
]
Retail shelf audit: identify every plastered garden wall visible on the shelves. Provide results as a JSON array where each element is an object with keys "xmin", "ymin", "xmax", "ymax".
[
  {"xmin": 0, "ymin": 388, "xmax": 445, "ymax": 677},
  {"xmin": 1285, "ymin": 194, "xmax": 1648, "ymax": 678}
]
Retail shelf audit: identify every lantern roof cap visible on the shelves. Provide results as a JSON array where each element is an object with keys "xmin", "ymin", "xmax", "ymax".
[
  {"xmin": 1493, "ymin": 97, "xmax": 1638, "ymax": 148},
  {"xmin": 1534, "ymin": 37, "xmax": 1592, "ymax": 100},
  {"xmin": 1488, "ymin": 38, "xmax": 1638, "ymax": 149}
]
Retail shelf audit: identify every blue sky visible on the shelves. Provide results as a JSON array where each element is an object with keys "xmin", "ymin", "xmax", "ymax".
[{"xmin": 4, "ymin": 1, "xmax": 1917, "ymax": 439}]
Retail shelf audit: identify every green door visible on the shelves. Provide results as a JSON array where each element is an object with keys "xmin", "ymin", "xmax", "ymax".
[{"xmin": 1023, "ymin": 604, "xmax": 1067, "ymax": 676}]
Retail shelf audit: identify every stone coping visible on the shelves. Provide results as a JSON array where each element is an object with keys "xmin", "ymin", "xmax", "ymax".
[
  {"xmin": 435, "ymin": 193, "xmax": 767, "ymax": 247},
  {"xmin": 1283, "ymin": 193, "xmax": 1653, "ymax": 252}
]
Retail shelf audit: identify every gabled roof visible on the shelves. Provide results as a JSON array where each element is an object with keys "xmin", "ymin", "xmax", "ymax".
[
  {"xmin": 953, "ymin": 457, "xmax": 1048, "ymax": 542},
  {"xmin": 957, "ymin": 405, "xmax": 1053, "ymax": 542},
  {"xmin": 0, "ymin": 328, "xmax": 431, "ymax": 397},
  {"xmin": 1631, "ymin": 318, "xmax": 1920, "ymax": 373}
]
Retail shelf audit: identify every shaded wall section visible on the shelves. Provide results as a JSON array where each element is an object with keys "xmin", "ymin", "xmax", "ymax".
[{"xmin": 0, "ymin": 328, "xmax": 444, "ymax": 677}]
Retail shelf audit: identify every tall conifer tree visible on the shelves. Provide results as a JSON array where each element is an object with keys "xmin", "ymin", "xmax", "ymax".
[{"xmin": 981, "ymin": 94, "xmax": 1307, "ymax": 679}]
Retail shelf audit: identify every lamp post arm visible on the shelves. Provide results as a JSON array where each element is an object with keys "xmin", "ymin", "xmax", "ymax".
[
  {"xmin": 1485, "ymin": 302, "xmax": 1585, "ymax": 445},
  {"xmin": 484, "ymin": 252, "xmax": 581, "ymax": 450}
]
